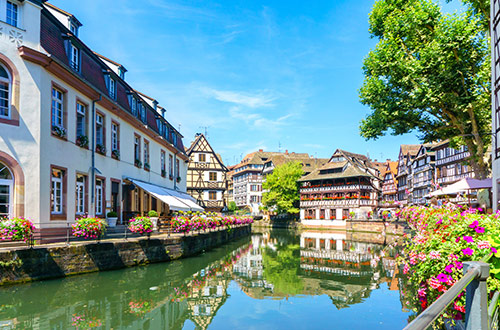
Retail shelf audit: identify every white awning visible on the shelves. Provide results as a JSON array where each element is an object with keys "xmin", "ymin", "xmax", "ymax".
[{"xmin": 129, "ymin": 179, "xmax": 204, "ymax": 212}]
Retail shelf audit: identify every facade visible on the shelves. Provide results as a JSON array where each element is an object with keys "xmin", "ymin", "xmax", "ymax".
[
  {"xmin": 0, "ymin": 2, "xmax": 192, "ymax": 234},
  {"xmin": 493, "ymin": 0, "xmax": 500, "ymax": 211},
  {"xmin": 186, "ymin": 134, "xmax": 228, "ymax": 212},
  {"xmin": 298, "ymin": 149, "xmax": 381, "ymax": 227},
  {"xmin": 224, "ymin": 165, "xmax": 235, "ymax": 206},
  {"xmin": 261, "ymin": 151, "xmax": 326, "ymax": 177},
  {"xmin": 380, "ymin": 161, "xmax": 399, "ymax": 209},
  {"xmin": 434, "ymin": 140, "xmax": 473, "ymax": 189},
  {"xmin": 409, "ymin": 144, "xmax": 436, "ymax": 205},
  {"xmin": 395, "ymin": 145, "xmax": 420, "ymax": 205}
]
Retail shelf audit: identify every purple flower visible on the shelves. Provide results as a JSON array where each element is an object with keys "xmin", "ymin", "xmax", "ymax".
[
  {"xmin": 475, "ymin": 226, "xmax": 485, "ymax": 234},
  {"xmin": 469, "ymin": 220, "xmax": 479, "ymax": 229},
  {"xmin": 454, "ymin": 261, "xmax": 463, "ymax": 270},
  {"xmin": 463, "ymin": 236, "xmax": 474, "ymax": 243},
  {"xmin": 492, "ymin": 247, "xmax": 498, "ymax": 254},
  {"xmin": 462, "ymin": 247, "xmax": 474, "ymax": 256},
  {"xmin": 436, "ymin": 218, "xmax": 443, "ymax": 225},
  {"xmin": 437, "ymin": 273, "xmax": 450, "ymax": 283},
  {"xmin": 444, "ymin": 264, "xmax": 454, "ymax": 273}
]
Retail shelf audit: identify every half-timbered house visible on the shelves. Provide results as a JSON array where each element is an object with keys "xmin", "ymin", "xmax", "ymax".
[
  {"xmin": 380, "ymin": 161, "xmax": 399, "ymax": 209},
  {"xmin": 395, "ymin": 145, "xmax": 420, "ymax": 205},
  {"xmin": 186, "ymin": 134, "xmax": 228, "ymax": 212}
]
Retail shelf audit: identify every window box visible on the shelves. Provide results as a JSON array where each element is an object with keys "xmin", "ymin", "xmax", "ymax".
[
  {"xmin": 76, "ymin": 135, "xmax": 88, "ymax": 148},
  {"xmin": 169, "ymin": 174, "xmax": 173, "ymax": 180},
  {"xmin": 111, "ymin": 149, "xmax": 120, "ymax": 160},
  {"xmin": 96, "ymin": 144, "xmax": 106, "ymax": 155},
  {"xmin": 52, "ymin": 125, "xmax": 67, "ymax": 139},
  {"xmin": 135, "ymin": 159, "xmax": 142, "ymax": 168},
  {"xmin": 176, "ymin": 176, "xmax": 181, "ymax": 183},
  {"xmin": 161, "ymin": 169, "xmax": 166, "ymax": 177},
  {"xmin": 144, "ymin": 162, "xmax": 150, "ymax": 171}
]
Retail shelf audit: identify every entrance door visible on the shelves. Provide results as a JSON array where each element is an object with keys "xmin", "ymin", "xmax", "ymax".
[{"xmin": 0, "ymin": 162, "xmax": 13, "ymax": 218}]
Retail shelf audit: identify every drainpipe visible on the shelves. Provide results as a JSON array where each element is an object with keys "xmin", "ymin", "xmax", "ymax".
[{"xmin": 90, "ymin": 94, "xmax": 102, "ymax": 217}]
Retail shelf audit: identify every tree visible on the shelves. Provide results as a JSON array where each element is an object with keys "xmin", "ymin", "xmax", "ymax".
[
  {"xmin": 227, "ymin": 201, "xmax": 237, "ymax": 213},
  {"xmin": 359, "ymin": 0, "xmax": 491, "ymax": 179},
  {"xmin": 262, "ymin": 161, "xmax": 304, "ymax": 214}
]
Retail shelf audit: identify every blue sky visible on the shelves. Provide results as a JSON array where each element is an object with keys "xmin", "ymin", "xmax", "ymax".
[{"xmin": 50, "ymin": 0, "xmax": 462, "ymax": 165}]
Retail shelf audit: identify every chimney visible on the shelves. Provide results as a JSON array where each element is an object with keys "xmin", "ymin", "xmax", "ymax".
[{"xmin": 259, "ymin": 149, "xmax": 263, "ymax": 152}]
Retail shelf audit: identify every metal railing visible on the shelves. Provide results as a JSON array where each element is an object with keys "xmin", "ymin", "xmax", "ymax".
[{"xmin": 404, "ymin": 261, "xmax": 499, "ymax": 330}]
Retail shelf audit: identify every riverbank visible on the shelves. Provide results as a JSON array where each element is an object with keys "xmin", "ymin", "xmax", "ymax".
[{"xmin": 0, "ymin": 225, "xmax": 251, "ymax": 286}]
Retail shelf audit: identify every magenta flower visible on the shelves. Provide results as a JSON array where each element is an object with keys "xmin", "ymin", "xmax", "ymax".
[
  {"xmin": 444, "ymin": 264, "xmax": 454, "ymax": 273},
  {"xmin": 463, "ymin": 236, "xmax": 474, "ymax": 243},
  {"xmin": 469, "ymin": 220, "xmax": 479, "ymax": 228},
  {"xmin": 492, "ymin": 247, "xmax": 498, "ymax": 254},
  {"xmin": 436, "ymin": 218, "xmax": 443, "ymax": 225},
  {"xmin": 462, "ymin": 247, "xmax": 474, "ymax": 256},
  {"xmin": 437, "ymin": 273, "xmax": 450, "ymax": 283},
  {"xmin": 475, "ymin": 226, "xmax": 485, "ymax": 234},
  {"xmin": 455, "ymin": 237, "xmax": 461, "ymax": 243},
  {"xmin": 454, "ymin": 261, "xmax": 463, "ymax": 269}
]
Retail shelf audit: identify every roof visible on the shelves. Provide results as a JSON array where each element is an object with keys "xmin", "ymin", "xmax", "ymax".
[
  {"xmin": 400, "ymin": 145, "xmax": 421, "ymax": 157},
  {"xmin": 45, "ymin": 2, "xmax": 82, "ymax": 26},
  {"xmin": 93, "ymin": 51, "xmax": 126, "ymax": 70},
  {"xmin": 186, "ymin": 134, "xmax": 228, "ymax": 171},
  {"xmin": 298, "ymin": 163, "xmax": 373, "ymax": 182}
]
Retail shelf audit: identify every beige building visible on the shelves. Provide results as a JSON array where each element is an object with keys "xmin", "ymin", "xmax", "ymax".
[{"xmin": 0, "ymin": 2, "xmax": 198, "ymax": 236}]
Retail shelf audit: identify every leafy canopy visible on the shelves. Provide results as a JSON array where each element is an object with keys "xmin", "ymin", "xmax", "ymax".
[
  {"xmin": 359, "ymin": 0, "xmax": 490, "ymax": 178},
  {"xmin": 262, "ymin": 161, "xmax": 304, "ymax": 214}
]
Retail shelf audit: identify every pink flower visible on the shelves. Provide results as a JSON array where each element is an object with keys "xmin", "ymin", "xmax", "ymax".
[
  {"xmin": 428, "ymin": 278, "xmax": 441, "ymax": 289},
  {"xmin": 477, "ymin": 241, "xmax": 491, "ymax": 249},
  {"xmin": 403, "ymin": 263, "xmax": 410, "ymax": 274},
  {"xmin": 475, "ymin": 226, "xmax": 485, "ymax": 234},
  {"xmin": 448, "ymin": 254, "xmax": 459, "ymax": 262},
  {"xmin": 462, "ymin": 247, "xmax": 474, "ymax": 256},
  {"xmin": 437, "ymin": 273, "xmax": 450, "ymax": 283},
  {"xmin": 444, "ymin": 264, "xmax": 454, "ymax": 273},
  {"xmin": 418, "ymin": 252, "xmax": 427, "ymax": 261},
  {"xmin": 463, "ymin": 236, "xmax": 474, "ymax": 243},
  {"xmin": 469, "ymin": 220, "xmax": 479, "ymax": 228},
  {"xmin": 429, "ymin": 251, "xmax": 441, "ymax": 259},
  {"xmin": 454, "ymin": 261, "xmax": 463, "ymax": 269},
  {"xmin": 492, "ymin": 247, "xmax": 498, "ymax": 254}
]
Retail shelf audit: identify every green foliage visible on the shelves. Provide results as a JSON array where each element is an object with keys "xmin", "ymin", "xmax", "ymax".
[
  {"xmin": 359, "ymin": 0, "xmax": 491, "ymax": 178},
  {"xmin": 106, "ymin": 211, "xmax": 117, "ymax": 218},
  {"xmin": 147, "ymin": 210, "xmax": 158, "ymax": 217},
  {"xmin": 227, "ymin": 201, "xmax": 238, "ymax": 212},
  {"xmin": 262, "ymin": 244, "xmax": 304, "ymax": 296},
  {"xmin": 262, "ymin": 161, "xmax": 304, "ymax": 215}
]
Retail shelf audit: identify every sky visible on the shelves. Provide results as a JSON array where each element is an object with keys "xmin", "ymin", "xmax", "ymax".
[{"xmin": 50, "ymin": 0, "xmax": 463, "ymax": 166}]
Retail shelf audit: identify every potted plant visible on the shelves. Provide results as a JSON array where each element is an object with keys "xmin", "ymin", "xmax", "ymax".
[
  {"xmin": 176, "ymin": 176, "xmax": 181, "ymax": 183},
  {"xmin": 106, "ymin": 211, "xmax": 118, "ymax": 228},
  {"xmin": 111, "ymin": 149, "xmax": 120, "ymax": 160},
  {"xmin": 128, "ymin": 216, "xmax": 153, "ymax": 235},
  {"xmin": 148, "ymin": 210, "xmax": 159, "ymax": 231},
  {"xmin": 72, "ymin": 217, "xmax": 107, "ymax": 240},
  {"xmin": 96, "ymin": 144, "xmax": 106, "ymax": 155},
  {"xmin": 135, "ymin": 159, "xmax": 142, "ymax": 168},
  {"xmin": 144, "ymin": 162, "xmax": 150, "ymax": 171},
  {"xmin": 52, "ymin": 125, "xmax": 66, "ymax": 138},
  {"xmin": 169, "ymin": 174, "xmax": 173, "ymax": 180},
  {"xmin": 76, "ymin": 135, "xmax": 89, "ymax": 148}
]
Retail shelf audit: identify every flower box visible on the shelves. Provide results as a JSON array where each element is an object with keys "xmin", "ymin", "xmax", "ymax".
[
  {"xmin": 128, "ymin": 216, "xmax": 153, "ymax": 235},
  {"xmin": 72, "ymin": 217, "xmax": 107, "ymax": 239},
  {"xmin": 111, "ymin": 149, "xmax": 120, "ymax": 160},
  {"xmin": 135, "ymin": 159, "xmax": 142, "ymax": 168},
  {"xmin": 52, "ymin": 125, "xmax": 66, "ymax": 139},
  {"xmin": 0, "ymin": 217, "xmax": 36, "ymax": 242},
  {"xmin": 76, "ymin": 135, "xmax": 88, "ymax": 148},
  {"xmin": 144, "ymin": 162, "xmax": 150, "ymax": 171},
  {"xmin": 95, "ymin": 144, "xmax": 106, "ymax": 155}
]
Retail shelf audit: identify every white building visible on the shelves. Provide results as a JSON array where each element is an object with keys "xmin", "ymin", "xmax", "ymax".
[{"xmin": 0, "ymin": 1, "xmax": 198, "ymax": 236}]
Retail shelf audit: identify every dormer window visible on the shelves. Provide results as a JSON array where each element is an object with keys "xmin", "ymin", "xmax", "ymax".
[
  {"xmin": 109, "ymin": 77, "xmax": 116, "ymax": 99},
  {"xmin": 70, "ymin": 44, "xmax": 80, "ymax": 71},
  {"xmin": 6, "ymin": 1, "xmax": 18, "ymax": 28},
  {"xmin": 141, "ymin": 104, "xmax": 147, "ymax": 123},
  {"xmin": 70, "ymin": 22, "xmax": 78, "ymax": 36},
  {"xmin": 118, "ymin": 67, "xmax": 126, "ymax": 80}
]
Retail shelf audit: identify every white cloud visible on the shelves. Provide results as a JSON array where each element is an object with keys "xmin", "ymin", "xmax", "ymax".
[{"xmin": 201, "ymin": 87, "xmax": 277, "ymax": 108}]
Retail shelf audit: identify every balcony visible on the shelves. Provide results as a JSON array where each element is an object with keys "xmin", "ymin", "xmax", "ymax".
[
  {"xmin": 437, "ymin": 172, "xmax": 474, "ymax": 184},
  {"xmin": 413, "ymin": 179, "xmax": 432, "ymax": 188},
  {"xmin": 436, "ymin": 151, "xmax": 470, "ymax": 166},
  {"xmin": 300, "ymin": 199, "xmax": 377, "ymax": 208},
  {"xmin": 413, "ymin": 164, "xmax": 432, "ymax": 173},
  {"xmin": 301, "ymin": 184, "xmax": 372, "ymax": 193}
]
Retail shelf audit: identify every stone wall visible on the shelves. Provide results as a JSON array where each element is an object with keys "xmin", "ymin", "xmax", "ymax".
[
  {"xmin": 346, "ymin": 221, "xmax": 407, "ymax": 235},
  {"xmin": 0, "ymin": 225, "xmax": 251, "ymax": 286}
]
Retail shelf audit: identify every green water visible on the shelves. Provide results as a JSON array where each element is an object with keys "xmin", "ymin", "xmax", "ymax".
[{"xmin": 0, "ymin": 229, "xmax": 409, "ymax": 329}]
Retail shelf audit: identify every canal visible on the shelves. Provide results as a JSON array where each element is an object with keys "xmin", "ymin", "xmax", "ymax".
[{"xmin": 0, "ymin": 229, "xmax": 409, "ymax": 329}]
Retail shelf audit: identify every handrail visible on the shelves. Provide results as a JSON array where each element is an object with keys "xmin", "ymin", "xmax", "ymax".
[{"xmin": 404, "ymin": 261, "xmax": 490, "ymax": 330}]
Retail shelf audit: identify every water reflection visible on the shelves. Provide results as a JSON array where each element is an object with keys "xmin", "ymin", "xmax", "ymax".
[{"xmin": 0, "ymin": 230, "xmax": 407, "ymax": 329}]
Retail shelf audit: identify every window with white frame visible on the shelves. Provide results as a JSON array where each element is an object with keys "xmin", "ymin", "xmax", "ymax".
[
  {"xmin": 169, "ymin": 154, "xmax": 173, "ymax": 177},
  {"xmin": 111, "ymin": 122, "xmax": 119, "ymax": 152},
  {"xmin": 96, "ymin": 113, "xmax": 104, "ymax": 146},
  {"xmin": 51, "ymin": 87, "xmax": 64, "ymax": 128},
  {"xmin": 70, "ymin": 44, "xmax": 79, "ymax": 71},
  {"xmin": 76, "ymin": 175, "xmax": 85, "ymax": 215},
  {"xmin": 95, "ymin": 178, "xmax": 103, "ymax": 215},
  {"xmin": 6, "ymin": 1, "xmax": 18, "ymax": 27},
  {"xmin": 129, "ymin": 95, "xmax": 137, "ymax": 116},
  {"xmin": 0, "ymin": 64, "xmax": 10, "ymax": 119},
  {"xmin": 109, "ymin": 77, "xmax": 116, "ymax": 99},
  {"xmin": 70, "ymin": 22, "xmax": 78, "ymax": 36},
  {"xmin": 134, "ymin": 135, "xmax": 141, "ymax": 163},
  {"xmin": 76, "ymin": 102, "xmax": 86, "ymax": 138},
  {"xmin": 51, "ymin": 168, "xmax": 63, "ymax": 214}
]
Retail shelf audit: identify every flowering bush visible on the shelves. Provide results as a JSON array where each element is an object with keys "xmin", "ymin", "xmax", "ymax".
[
  {"xmin": 171, "ymin": 213, "xmax": 253, "ymax": 234},
  {"xmin": 72, "ymin": 217, "xmax": 107, "ymax": 239},
  {"xmin": 71, "ymin": 313, "xmax": 102, "ymax": 329},
  {"xmin": 0, "ymin": 217, "xmax": 36, "ymax": 242},
  {"xmin": 399, "ymin": 204, "xmax": 500, "ymax": 324},
  {"xmin": 128, "ymin": 216, "xmax": 153, "ymax": 235}
]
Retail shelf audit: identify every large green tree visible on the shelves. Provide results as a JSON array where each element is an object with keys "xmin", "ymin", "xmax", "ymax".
[
  {"xmin": 359, "ymin": 0, "xmax": 491, "ymax": 178},
  {"xmin": 262, "ymin": 161, "xmax": 304, "ymax": 214}
]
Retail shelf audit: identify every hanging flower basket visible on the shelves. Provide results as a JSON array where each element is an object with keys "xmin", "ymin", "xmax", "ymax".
[{"xmin": 72, "ymin": 217, "xmax": 107, "ymax": 239}]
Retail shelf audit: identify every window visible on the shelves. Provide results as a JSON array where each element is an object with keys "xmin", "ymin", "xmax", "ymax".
[
  {"xmin": 6, "ymin": 1, "xmax": 18, "ymax": 27},
  {"xmin": 109, "ymin": 78, "xmax": 116, "ymax": 99},
  {"xmin": 199, "ymin": 154, "xmax": 206, "ymax": 162},
  {"xmin": 70, "ymin": 22, "xmax": 78, "ymax": 36},
  {"xmin": 111, "ymin": 122, "xmax": 119, "ymax": 152},
  {"xmin": 134, "ymin": 135, "xmax": 141, "ymax": 165},
  {"xmin": 51, "ymin": 87, "xmax": 64, "ymax": 129},
  {"xmin": 0, "ymin": 65, "xmax": 10, "ymax": 119},
  {"xmin": 209, "ymin": 172, "xmax": 217, "ymax": 181},
  {"xmin": 168, "ymin": 155, "xmax": 173, "ymax": 177},
  {"xmin": 51, "ymin": 168, "xmax": 64, "ymax": 215},
  {"xmin": 95, "ymin": 178, "xmax": 103, "ymax": 215},
  {"xmin": 96, "ymin": 113, "xmax": 104, "ymax": 147},
  {"xmin": 76, "ymin": 102, "xmax": 86, "ymax": 139},
  {"xmin": 70, "ymin": 44, "xmax": 79, "ymax": 71},
  {"xmin": 76, "ymin": 175, "xmax": 86, "ymax": 215},
  {"xmin": 144, "ymin": 140, "xmax": 150, "ymax": 169},
  {"xmin": 141, "ymin": 104, "xmax": 146, "ymax": 123},
  {"xmin": 130, "ymin": 96, "xmax": 137, "ymax": 116},
  {"xmin": 175, "ymin": 159, "xmax": 180, "ymax": 178},
  {"xmin": 161, "ymin": 151, "xmax": 166, "ymax": 176},
  {"xmin": 209, "ymin": 191, "xmax": 217, "ymax": 200}
]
